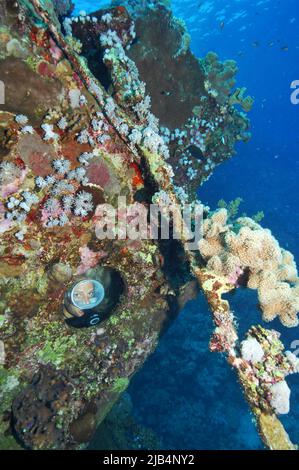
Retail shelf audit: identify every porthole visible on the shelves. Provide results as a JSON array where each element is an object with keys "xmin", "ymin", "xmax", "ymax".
[{"xmin": 63, "ymin": 267, "xmax": 125, "ymax": 328}]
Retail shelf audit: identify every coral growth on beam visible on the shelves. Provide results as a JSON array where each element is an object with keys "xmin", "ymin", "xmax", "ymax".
[{"xmin": 199, "ymin": 209, "xmax": 299, "ymax": 327}]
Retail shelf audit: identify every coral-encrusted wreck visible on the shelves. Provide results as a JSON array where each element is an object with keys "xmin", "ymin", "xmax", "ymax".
[{"xmin": 0, "ymin": 0, "xmax": 298, "ymax": 450}]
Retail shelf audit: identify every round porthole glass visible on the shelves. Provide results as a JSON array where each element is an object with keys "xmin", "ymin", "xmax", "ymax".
[
  {"xmin": 71, "ymin": 280, "xmax": 105, "ymax": 310},
  {"xmin": 63, "ymin": 267, "xmax": 125, "ymax": 329}
]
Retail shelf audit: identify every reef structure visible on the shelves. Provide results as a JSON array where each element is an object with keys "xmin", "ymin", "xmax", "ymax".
[{"xmin": 0, "ymin": 0, "xmax": 298, "ymax": 451}]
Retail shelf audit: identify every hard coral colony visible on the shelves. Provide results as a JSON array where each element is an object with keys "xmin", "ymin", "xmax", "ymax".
[{"xmin": 0, "ymin": 0, "xmax": 298, "ymax": 452}]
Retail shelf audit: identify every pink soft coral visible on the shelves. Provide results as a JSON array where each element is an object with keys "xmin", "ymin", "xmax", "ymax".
[
  {"xmin": 76, "ymin": 245, "xmax": 108, "ymax": 275},
  {"xmin": 0, "ymin": 168, "xmax": 28, "ymax": 198},
  {"xmin": 228, "ymin": 266, "xmax": 244, "ymax": 287},
  {"xmin": 0, "ymin": 202, "xmax": 13, "ymax": 234}
]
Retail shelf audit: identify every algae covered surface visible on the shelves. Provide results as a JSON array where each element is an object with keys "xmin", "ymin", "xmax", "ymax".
[{"xmin": 0, "ymin": 0, "xmax": 298, "ymax": 451}]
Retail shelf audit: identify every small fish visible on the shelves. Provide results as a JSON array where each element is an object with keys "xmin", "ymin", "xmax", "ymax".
[
  {"xmin": 220, "ymin": 21, "xmax": 225, "ymax": 30},
  {"xmin": 281, "ymin": 46, "xmax": 289, "ymax": 51},
  {"xmin": 268, "ymin": 41, "xmax": 275, "ymax": 47},
  {"xmin": 252, "ymin": 41, "xmax": 260, "ymax": 47},
  {"xmin": 161, "ymin": 90, "xmax": 171, "ymax": 96}
]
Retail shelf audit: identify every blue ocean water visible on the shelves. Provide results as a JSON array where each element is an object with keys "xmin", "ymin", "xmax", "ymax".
[{"xmin": 73, "ymin": 0, "xmax": 299, "ymax": 449}]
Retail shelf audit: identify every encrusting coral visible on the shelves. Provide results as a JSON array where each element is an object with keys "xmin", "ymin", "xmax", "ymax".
[
  {"xmin": 69, "ymin": 4, "xmax": 252, "ymax": 200},
  {"xmin": 238, "ymin": 326, "xmax": 299, "ymax": 414},
  {"xmin": 199, "ymin": 209, "xmax": 299, "ymax": 327}
]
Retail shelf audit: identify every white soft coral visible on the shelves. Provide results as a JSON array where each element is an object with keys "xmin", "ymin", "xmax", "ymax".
[
  {"xmin": 52, "ymin": 158, "xmax": 71, "ymax": 175},
  {"xmin": 0, "ymin": 162, "xmax": 21, "ymax": 185},
  {"xmin": 41, "ymin": 123, "xmax": 59, "ymax": 141},
  {"xmin": 74, "ymin": 191, "xmax": 93, "ymax": 217}
]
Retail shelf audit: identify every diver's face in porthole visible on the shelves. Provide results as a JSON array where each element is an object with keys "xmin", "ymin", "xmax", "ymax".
[{"xmin": 71, "ymin": 280, "xmax": 105, "ymax": 310}]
